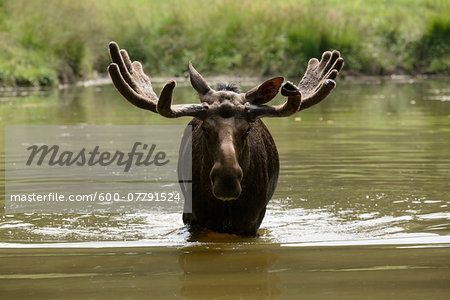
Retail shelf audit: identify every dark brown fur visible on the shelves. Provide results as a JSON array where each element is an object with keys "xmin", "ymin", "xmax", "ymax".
[{"xmin": 178, "ymin": 117, "xmax": 279, "ymax": 236}]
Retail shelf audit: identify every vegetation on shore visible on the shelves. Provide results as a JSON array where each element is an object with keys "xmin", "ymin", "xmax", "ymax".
[{"xmin": 0, "ymin": 0, "xmax": 448, "ymax": 87}]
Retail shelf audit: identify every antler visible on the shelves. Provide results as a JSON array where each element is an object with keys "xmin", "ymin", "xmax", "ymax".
[
  {"xmin": 156, "ymin": 80, "xmax": 208, "ymax": 118},
  {"xmin": 108, "ymin": 41, "xmax": 166, "ymax": 113},
  {"xmin": 297, "ymin": 50, "xmax": 344, "ymax": 111},
  {"xmin": 108, "ymin": 41, "xmax": 341, "ymax": 118},
  {"xmin": 108, "ymin": 41, "xmax": 210, "ymax": 118}
]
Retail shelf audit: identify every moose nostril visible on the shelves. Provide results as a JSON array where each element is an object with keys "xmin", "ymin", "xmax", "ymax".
[
  {"xmin": 236, "ymin": 167, "xmax": 243, "ymax": 181},
  {"xmin": 209, "ymin": 166, "xmax": 217, "ymax": 183}
]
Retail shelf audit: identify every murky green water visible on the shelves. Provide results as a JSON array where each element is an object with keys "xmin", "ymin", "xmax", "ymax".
[{"xmin": 0, "ymin": 77, "xmax": 449, "ymax": 298}]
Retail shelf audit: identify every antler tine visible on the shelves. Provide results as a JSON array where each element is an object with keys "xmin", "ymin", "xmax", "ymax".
[
  {"xmin": 157, "ymin": 80, "xmax": 209, "ymax": 118},
  {"xmin": 108, "ymin": 41, "xmax": 161, "ymax": 113},
  {"xmin": 297, "ymin": 50, "xmax": 344, "ymax": 111},
  {"xmin": 245, "ymin": 82, "xmax": 301, "ymax": 119}
]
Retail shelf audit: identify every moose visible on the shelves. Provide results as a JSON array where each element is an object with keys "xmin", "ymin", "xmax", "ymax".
[{"xmin": 108, "ymin": 41, "xmax": 343, "ymax": 236}]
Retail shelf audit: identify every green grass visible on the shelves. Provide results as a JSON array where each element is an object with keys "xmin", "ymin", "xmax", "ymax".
[{"xmin": 0, "ymin": 0, "xmax": 448, "ymax": 87}]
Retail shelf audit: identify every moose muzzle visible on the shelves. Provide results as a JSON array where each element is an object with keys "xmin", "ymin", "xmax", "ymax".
[{"xmin": 210, "ymin": 161, "xmax": 243, "ymax": 200}]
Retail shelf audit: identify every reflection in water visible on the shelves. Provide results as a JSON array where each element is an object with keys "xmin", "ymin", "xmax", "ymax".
[
  {"xmin": 0, "ymin": 243, "xmax": 448, "ymax": 299},
  {"xmin": 178, "ymin": 242, "xmax": 280, "ymax": 299}
]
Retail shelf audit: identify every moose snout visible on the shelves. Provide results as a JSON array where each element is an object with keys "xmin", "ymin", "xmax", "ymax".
[{"xmin": 210, "ymin": 163, "xmax": 243, "ymax": 200}]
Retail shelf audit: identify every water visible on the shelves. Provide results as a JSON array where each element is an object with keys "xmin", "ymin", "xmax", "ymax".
[{"xmin": 0, "ymin": 77, "xmax": 449, "ymax": 298}]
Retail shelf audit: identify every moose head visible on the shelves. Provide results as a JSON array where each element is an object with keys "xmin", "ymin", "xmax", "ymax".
[{"xmin": 108, "ymin": 41, "xmax": 343, "ymax": 235}]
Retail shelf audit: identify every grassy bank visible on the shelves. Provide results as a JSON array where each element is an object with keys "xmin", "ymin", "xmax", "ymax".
[{"xmin": 0, "ymin": 0, "xmax": 448, "ymax": 86}]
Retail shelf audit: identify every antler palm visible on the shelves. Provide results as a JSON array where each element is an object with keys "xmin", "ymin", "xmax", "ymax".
[{"xmin": 297, "ymin": 50, "xmax": 344, "ymax": 111}]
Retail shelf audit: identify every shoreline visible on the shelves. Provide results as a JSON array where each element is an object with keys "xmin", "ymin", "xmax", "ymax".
[{"xmin": 0, "ymin": 74, "xmax": 448, "ymax": 97}]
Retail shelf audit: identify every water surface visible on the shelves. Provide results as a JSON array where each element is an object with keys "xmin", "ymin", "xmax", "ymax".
[{"xmin": 0, "ymin": 77, "xmax": 449, "ymax": 298}]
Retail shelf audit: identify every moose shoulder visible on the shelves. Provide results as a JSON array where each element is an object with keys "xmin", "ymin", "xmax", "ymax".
[{"xmin": 108, "ymin": 41, "xmax": 344, "ymax": 236}]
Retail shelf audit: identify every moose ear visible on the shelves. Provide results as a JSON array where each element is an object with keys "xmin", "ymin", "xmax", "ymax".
[{"xmin": 245, "ymin": 77, "xmax": 284, "ymax": 105}]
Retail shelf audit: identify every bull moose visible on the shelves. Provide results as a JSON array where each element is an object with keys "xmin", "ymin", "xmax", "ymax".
[{"xmin": 108, "ymin": 41, "xmax": 343, "ymax": 236}]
